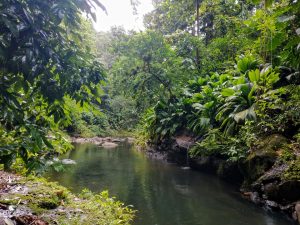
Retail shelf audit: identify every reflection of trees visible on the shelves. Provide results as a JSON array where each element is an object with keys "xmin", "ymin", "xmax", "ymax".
[{"xmin": 48, "ymin": 143, "xmax": 289, "ymax": 225}]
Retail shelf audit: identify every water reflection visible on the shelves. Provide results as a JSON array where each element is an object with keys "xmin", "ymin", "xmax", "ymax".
[{"xmin": 47, "ymin": 143, "xmax": 292, "ymax": 225}]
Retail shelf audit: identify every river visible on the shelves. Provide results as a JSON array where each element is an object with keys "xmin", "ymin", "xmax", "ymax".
[{"xmin": 47, "ymin": 142, "xmax": 292, "ymax": 225}]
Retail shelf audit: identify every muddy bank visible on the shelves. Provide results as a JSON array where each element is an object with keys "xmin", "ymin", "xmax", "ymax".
[{"xmin": 145, "ymin": 134, "xmax": 300, "ymax": 224}]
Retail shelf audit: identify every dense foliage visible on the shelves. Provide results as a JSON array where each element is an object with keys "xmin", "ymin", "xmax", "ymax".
[
  {"xmin": 0, "ymin": 0, "xmax": 106, "ymax": 172},
  {"xmin": 1, "ymin": 0, "xmax": 299, "ymax": 175},
  {"xmin": 105, "ymin": 0, "xmax": 300, "ymax": 163}
]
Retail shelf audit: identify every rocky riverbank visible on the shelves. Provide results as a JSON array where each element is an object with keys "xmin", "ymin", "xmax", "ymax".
[
  {"xmin": 145, "ymin": 134, "xmax": 300, "ymax": 224},
  {"xmin": 0, "ymin": 171, "xmax": 135, "ymax": 225},
  {"xmin": 71, "ymin": 136, "xmax": 135, "ymax": 148}
]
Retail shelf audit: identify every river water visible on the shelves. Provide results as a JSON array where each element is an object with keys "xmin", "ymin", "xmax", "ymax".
[{"xmin": 47, "ymin": 142, "xmax": 292, "ymax": 225}]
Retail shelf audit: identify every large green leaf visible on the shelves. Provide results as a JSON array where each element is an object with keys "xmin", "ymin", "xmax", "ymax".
[
  {"xmin": 248, "ymin": 69, "xmax": 260, "ymax": 83},
  {"xmin": 221, "ymin": 88, "xmax": 235, "ymax": 97}
]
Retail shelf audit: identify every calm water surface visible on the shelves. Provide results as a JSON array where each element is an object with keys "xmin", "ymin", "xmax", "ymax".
[{"xmin": 48, "ymin": 142, "xmax": 292, "ymax": 225}]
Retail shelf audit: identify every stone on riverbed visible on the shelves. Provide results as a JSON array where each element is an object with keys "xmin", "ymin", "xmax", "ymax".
[
  {"xmin": 72, "ymin": 137, "xmax": 130, "ymax": 145},
  {"xmin": 101, "ymin": 142, "xmax": 118, "ymax": 148},
  {"xmin": 61, "ymin": 159, "xmax": 76, "ymax": 165}
]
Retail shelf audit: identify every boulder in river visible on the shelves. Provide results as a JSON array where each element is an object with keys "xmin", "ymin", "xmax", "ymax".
[{"xmin": 101, "ymin": 142, "xmax": 118, "ymax": 148}]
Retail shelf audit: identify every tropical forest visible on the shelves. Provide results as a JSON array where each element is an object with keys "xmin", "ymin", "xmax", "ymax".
[{"xmin": 0, "ymin": 0, "xmax": 300, "ymax": 224}]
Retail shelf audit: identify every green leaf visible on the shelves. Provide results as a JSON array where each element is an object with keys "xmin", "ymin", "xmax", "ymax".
[
  {"xmin": 221, "ymin": 88, "xmax": 235, "ymax": 97},
  {"xmin": 192, "ymin": 103, "xmax": 203, "ymax": 110},
  {"xmin": 42, "ymin": 136, "xmax": 54, "ymax": 149},
  {"xmin": 204, "ymin": 101, "xmax": 214, "ymax": 109},
  {"xmin": 248, "ymin": 69, "xmax": 260, "ymax": 83},
  {"xmin": 247, "ymin": 86, "xmax": 256, "ymax": 104}
]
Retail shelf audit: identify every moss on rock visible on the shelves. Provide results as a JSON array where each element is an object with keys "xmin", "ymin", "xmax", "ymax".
[
  {"xmin": 254, "ymin": 134, "xmax": 289, "ymax": 155},
  {"xmin": 241, "ymin": 134, "xmax": 289, "ymax": 183},
  {"xmin": 0, "ymin": 173, "xmax": 135, "ymax": 224},
  {"xmin": 283, "ymin": 158, "xmax": 300, "ymax": 181}
]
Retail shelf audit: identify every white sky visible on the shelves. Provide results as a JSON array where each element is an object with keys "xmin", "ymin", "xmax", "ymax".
[{"xmin": 93, "ymin": 0, "xmax": 154, "ymax": 32}]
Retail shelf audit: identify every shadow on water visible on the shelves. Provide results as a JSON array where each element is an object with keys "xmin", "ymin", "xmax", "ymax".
[{"xmin": 47, "ymin": 143, "xmax": 293, "ymax": 225}]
